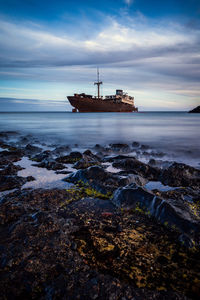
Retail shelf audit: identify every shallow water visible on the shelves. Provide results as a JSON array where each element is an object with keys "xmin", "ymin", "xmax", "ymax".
[
  {"xmin": 0, "ymin": 111, "xmax": 199, "ymax": 167},
  {"xmin": 16, "ymin": 157, "xmax": 71, "ymax": 190}
]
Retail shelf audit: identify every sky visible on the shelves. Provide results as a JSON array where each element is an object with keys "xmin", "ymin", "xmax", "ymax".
[{"xmin": 0, "ymin": 0, "xmax": 199, "ymax": 111}]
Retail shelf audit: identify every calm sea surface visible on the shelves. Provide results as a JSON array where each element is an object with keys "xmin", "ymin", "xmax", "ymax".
[{"xmin": 0, "ymin": 112, "xmax": 199, "ymax": 167}]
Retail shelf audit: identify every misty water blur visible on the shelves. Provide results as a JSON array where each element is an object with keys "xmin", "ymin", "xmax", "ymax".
[{"xmin": 0, "ymin": 112, "xmax": 199, "ymax": 167}]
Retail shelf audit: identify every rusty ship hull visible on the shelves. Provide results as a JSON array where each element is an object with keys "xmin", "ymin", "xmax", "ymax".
[{"xmin": 67, "ymin": 96, "xmax": 137, "ymax": 112}]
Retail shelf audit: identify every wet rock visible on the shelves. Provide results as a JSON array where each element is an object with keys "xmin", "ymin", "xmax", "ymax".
[
  {"xmin": 103, "ymin": 154, "xmax": 133, "ymax": 163},
  {"xmin": 33, "ymin": 159, "xmax": 65, "ymax": 170},
  {"xmin": 52, "ymin": 145, "xmax": 71, "ymax": 155},
  {"xmin": 150, "ymin": 151, "xmax": 165, "ymax": 158},
  {"xmin": 118, "ymin": 174, "xmax": 148, "ymax": 187},
  {"xmin": 148, "ymin": 159, "xmax": 172, "ymax": 169},
  {"xmin": 0, "ymin": 149, "xmax": 24, "ymax": 163},
  {"xmin": 109, "ymin": 143, "xmax": 131, "ymax": 153},
  {"xmin": 0, "ymin": 131, "xmax": 19, "ymax": 139},
  {"xmin": 56, "ymin": 151, "xmax": 83, "ymax": 163},
  {"xmin": 23, "ymin": 144, "xmax": 42, "ymax": 155},
  {"xmin": 111, "ymin": 185, "xmax": 200, "ymax": 245},
  {"xmin": 140, "ymin": 144, "xmax": 150, "ymax": 150},
  {"xmin": 64, "ymin": 166, "xmax": 116, "ymax": 195},
  {"xmin": 132, "ymin": 141, "xmax": 140, "ymax": 148},
  {"xmin": 0, "ymin": 163, "xmax": 23, "ymax": 175},
  {"xmin": 0, "ymin": 175, "xmax": 35, "ymax": 191},
  {"xmin": 65, "ymin": 165, "xmax": 141, "ymax": 196},
  {"xmin": 55, "ymin": 170, "xmax": 72, "ymax": 174},
  {"xmin": 113, "ymin": 157, "xmax": 160, "ymax": 180},
  {"xmin": 73, "ymin": 150, "xmax": 100, "ymax": 169},
  {"xmin": 160, "ymin": 162, "xmax": 200, "ymax": 187},
  {"xmin": 0, "ymin": 201, "xmax": 26, "ymax": 225},
  {"xmin": 31, "ymin": 150, "xmax": 53, "ymax": 162}
]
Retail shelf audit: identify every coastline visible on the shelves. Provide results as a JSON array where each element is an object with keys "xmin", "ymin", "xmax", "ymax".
[{"xmin": 0, "ymin": 130, "xmax": 200, "ymax": 299}]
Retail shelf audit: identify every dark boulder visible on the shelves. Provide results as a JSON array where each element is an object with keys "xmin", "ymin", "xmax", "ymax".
[
  {"xmin": 56, "ymin": 151, "xmax": 83, "ymax": 163},
  {"xmin": 111, "ymin": 185, "xmax": 200, "ymax": 245},
  {"xmin": 31, "ymin": 150, "xmax": 53, "ymax": 162},
  {"xmin": 160, "ymin": 162, "xmax": 200, "ymax": 187},
  {"xmin": 0, "ymin": 163, "xmax": 23, "ymax": 175},
  {"xmin": 113, "ymin": 157, "xmax": 160, "ymax": 180},
  {"xmin": 64, "ymin": 166, "xmax": 148, "ymax": 196},
  {"xmin": 23, "ymin": 144, "xmax": 42, "ymax": 156},
  {"xmin": 52, "ymin": 145, "xmax": 71, "ymax": 155},
  {"xmin": 132, "ymin": 141, "xmax": 140, "ymax": 148},
  {"xmin": 0, "ymin": 175, "xmax": 35, "ymax": 191},
  {"xmin": 109, "ymin": 143, "xmax": 131, "ymax": 153},
  {"xmin": 103, "ymin": 154, "xmax": 134, "ymax": 163},
  {"xmin": 33, "ymin": 159, "xmax": 66, "ymax": 171},
  {"xmin": 0, "ymin": 149, "xmax": 24, "ymax": 163},
  {"xmin": 73, "ymin": 150, "xmax": 100, "ymax": 169}
]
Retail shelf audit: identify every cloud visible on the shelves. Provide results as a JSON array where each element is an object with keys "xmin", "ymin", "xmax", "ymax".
[
  {"xmin": 0, "ymin": 15, "xmax": 199, "ymax": 109},
  {"xmin": 124, "ymin": 0, "xmax": 134, "ymax": 6}
]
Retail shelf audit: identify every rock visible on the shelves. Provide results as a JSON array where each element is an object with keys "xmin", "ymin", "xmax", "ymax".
[
  {"xmin": 160, "ymin": 162, "xmax": 200, "ymax": 187},
  {"xmin": 56, "ymin": 151, "xmax": 83, "ymax": 163},
  {"xmin": 140, "ymin": 144, "xmax": 149, "ymax": 150},
  {"xmin": 23, "ymin": 144, "xmax": 42, "ymax": 155},
  {"xmin": 118, "ymin": 174, "xmax": 148, "ymax": 187},
  {"xmin": 0, "ymin": 163, "xmax": 23, "ymax": 175},
  {"xmin": 132, "ymin": 141, "xmax": 140, "ymax": 148},
  {"xmin": 111, "ymin": 185, "xmax": 200, "ymax": 245},
  {"xmin": 103, "ymin": 155, "xmax": 133, "ymax": 163},
  {"xmin": 0, "ymin": 149, "xmax": 24, "ymax": 163},
  {"xmin": 0, "ymin": 131, "xmax": 19, "ymax": 139},
  {"xmin": 33, "ymin": 159, "xmax": 65, "ymax": 170},
  {"xmin": 73, "ymin": 150, "xmax": 100, "ymax": 169},
  {"xmin": 52, "ymin": 145, "xmax": 71, "ymax": 155},
  {"xmin": 31, "ymin": 150, "xmax": 53, "ymax": 162},
  {"xmin": 0, "ymin": 175, "xmax": 35, "ymax": 191},
  {"xmin": 113, "ymin": 158, "xmax": 160, "ymax": 180},
  {"xmin": 109, "ymin": 143, "xmax": 131, "ymax": 153},
  {"xmin": 188, "ymin": 106, "xmax": 200, "ymax": 113}
]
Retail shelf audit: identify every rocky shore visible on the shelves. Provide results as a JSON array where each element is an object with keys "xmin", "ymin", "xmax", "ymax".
[{"xmin": 0, "ymin": 131, "xmax": 200, "ymax": 299}]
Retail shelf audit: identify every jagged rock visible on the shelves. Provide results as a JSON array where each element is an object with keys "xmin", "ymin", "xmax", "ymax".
[
  {"xmin": 23, "ymin": 144, "xmax": 42, "ymax": 155},
  {"xmin": 0, "ymin": 131, "xmax": 19, "ymax": 139},
  {"xmin": 52, "ymin": 145, "xmax": 71, "ymax": 155},
  {"xmin": 0, "ymin": 149, "xmax": 24, "ymax": 163},
  {"xmin": 56, "ymin": 151, "xmax": 83, "ymax": 163},
  {"xmin": 111, "ymin": 185, "xmax": 200, "ymax": 245},
  {"xmin": 31, "ymin": 150, "xmax": 53, "ymax": 162},
  {"xmin": 140, "ymin": 144, "xmax": 150, "ymax": 150},
  {"xmin": 160, "ymin": 162, "xmax": 200, "ymax": 187},
  {"xmin": 33, "ymin": 159, "xmax": 65, "ymax": 170},
  {"xmin": 0, "ymin": 175, "xmax": 35, "ymax": 191},
  {"xmin": 132, "ymin": 141, "xmax": 140, "ymax": 148},
  {"xmin": 113, "ymin": 157, "xmax": 160, "ymax": 180},
  {"xmin": 109, "ymin": 143, "xmax": 131, "ymax": 153},
  {"xmin": 65, "ymin": 166, "xmax": 147, "ymax": 196},
  {"xmin": 118, "ymin": 174, "xmax": 148, "ymax": 187},
  {"xmin": 103, "ymin": 154, "xmax": 134, "ymax": 163},
  {"xmin": 0, "ymin": 163, "xmax": 23, "ymax": 175},
  {"xmin": 73, "ymin": 150, "xmax": 100, "ymax": 169}
]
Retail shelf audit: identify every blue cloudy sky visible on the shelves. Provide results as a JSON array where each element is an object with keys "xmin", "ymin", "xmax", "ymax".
[{"xmin": 0, "ymin": 0, "xmax": 199, "ymax": 111}]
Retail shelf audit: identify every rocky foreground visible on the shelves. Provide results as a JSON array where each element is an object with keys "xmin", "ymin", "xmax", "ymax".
[{"xmin": 0, "ymin": 131, "xmax": 200, "ymax": 299}]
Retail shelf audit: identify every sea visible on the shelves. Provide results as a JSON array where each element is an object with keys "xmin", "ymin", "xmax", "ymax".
[{"xmin": 0, "ymin": 111, "xmax": 199, "ymax": 168}]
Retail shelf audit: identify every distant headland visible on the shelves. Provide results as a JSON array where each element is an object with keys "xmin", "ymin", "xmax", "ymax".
[{"xmin": 188, "ymin": 106, "xmax": 200, "ymax": 113}]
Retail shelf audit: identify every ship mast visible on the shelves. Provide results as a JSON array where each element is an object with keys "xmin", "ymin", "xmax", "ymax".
[{"xmin": 94, "ymin": 68, "xmax": 103, "ymax": 99}]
